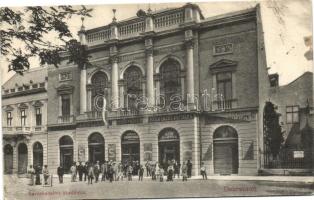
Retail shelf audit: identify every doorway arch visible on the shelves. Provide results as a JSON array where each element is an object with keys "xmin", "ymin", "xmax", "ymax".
[
  {"xmin": 158, "ymin": 128, "xmax": 180, "ymax": 170},
  {"xmin": 59, "ymin": 136, "xmax": 73, "ymax": 173},
  {"xmin": 18, "ymin": 143, "xmax": 28, "ymax": 174},
  {"xmin": 4, "ymin": 144, "xmax": 13, "ymax": 174},
  {"xmin": 121, "ymin": 131, "xmax": 140, "ymax": 165},
  {"xmin": 33, "ymin": 142, "xmax": 43, "ymax": 169},
  {"xmin": 88, "ymin": 132, "xmax": 104, "ymax": 164},
  {"xmin": 213, "ymin": 126, "xmax": 239, "ymax": 174}
]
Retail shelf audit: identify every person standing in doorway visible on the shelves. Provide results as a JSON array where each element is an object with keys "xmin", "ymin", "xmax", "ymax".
[
  {"xmin": 57, "ymin": 165, "xmax": 64, "ymax": 183},
  {"xmin": 187, "ymin": 160, "xmax": 192, "ymax": 178}
]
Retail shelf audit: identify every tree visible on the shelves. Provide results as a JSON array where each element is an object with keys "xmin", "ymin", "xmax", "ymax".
[
  {"xmin": 263, "ymin": 101, "xmax": 284, "ymax": 160},
  {"xmin": 0, "ymin": 6, "xmax": 92, "ymax": 74}
]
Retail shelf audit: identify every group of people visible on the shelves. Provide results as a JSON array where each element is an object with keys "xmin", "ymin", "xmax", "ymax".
[
  {"xmin": 27, "ymin": 159, "xmax": 208, "ymax": 186},
  {"xmin": 27, "ymin": 165, "xmax": 50, "ymax": 186}
]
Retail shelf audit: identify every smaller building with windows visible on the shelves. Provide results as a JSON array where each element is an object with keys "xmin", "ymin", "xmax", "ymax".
[
  {"xmin": 2, "ymin": 67, "xmax": 48, "ymax": 174},
  {"xmin": 268, "ymin": 72, "xmax": 314, "ymax": 173}
]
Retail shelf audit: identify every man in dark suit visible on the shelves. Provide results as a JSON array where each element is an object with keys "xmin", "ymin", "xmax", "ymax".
[
  {"xmin": 57, "ymin": 165, "xmax": 64, "ymax": 183},
  {"xmin": 77, "ymin": 162, "xmax": 83, "ymax": 181}
]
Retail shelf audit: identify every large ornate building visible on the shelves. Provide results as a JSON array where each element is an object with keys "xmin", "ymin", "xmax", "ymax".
[
  {"xmin": 45, "ymin": 3, "xmax": 269, "ymax": 176},
  {"xmin": 3, "ymin": 3, "xmax": 274, "ymax": 176}
]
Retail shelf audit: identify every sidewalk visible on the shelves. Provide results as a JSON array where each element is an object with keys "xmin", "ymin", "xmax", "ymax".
[{"xmin": 192, "ymin": 175, "xmax": 314, "ymax": 183}]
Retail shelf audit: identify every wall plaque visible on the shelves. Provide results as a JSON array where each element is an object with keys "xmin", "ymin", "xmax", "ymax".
[
  {"xmin": 78, "ymin": 144, "xmax": 85, "ymax": 162},
  {"xmin": 213, "ymin": 43, "xmax": 233, "ymax": 55},
  {"xmin": 108, "ymin": 144, "xmax": 116, "ymax": 161}
]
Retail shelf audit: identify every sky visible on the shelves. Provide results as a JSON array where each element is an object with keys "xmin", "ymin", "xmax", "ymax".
[{"xmin": 0, "ymin": 0, "xmax": 313, "ymax": 86}]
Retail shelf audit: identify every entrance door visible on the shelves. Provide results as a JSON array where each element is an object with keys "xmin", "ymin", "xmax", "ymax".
[
  {"xmin": 4, "ymin": 145, "xmax": 13, "ymax": 174},
  {"xmin": 213, "ymin": 126, "xmax": 239, "ymax": 175},
  {"xmin": 121, "ymin": 131, "xmax": 140, "ymax": 165},
  {"xmin": 18, "ymin": 143, "xmax": 28, "ymax": 174},
  {"xmin": 59, "ymin": 136, "xmax": 74, "ymax": 173},
  {"xmin": 60, "ymin": 148, "xmax": 73, "ymax": 173},
  {"xmin": 88, "ymin": 133, "xmax": 104, "ymax": 164},
  {"xmin": 33, "ymin": 142, "xmax": 43, "ymax": 169},
  {"xmin": 214, "ymin": 141, "xmax": 238, "ymax": 174},
  {"xmin": 158, "ymin": 128, "xmax": 180, "ymax": 170}
]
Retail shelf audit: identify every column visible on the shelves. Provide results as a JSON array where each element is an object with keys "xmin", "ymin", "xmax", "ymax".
[
  {"xmin": 146, "ymin": 49, "xmax": 154, "ymax": 107},
  {"xmin": 86, "ymin": 85, "xmax": 92, "ymax": 111},
  {"xmin": 111, "ymin": 56, "xmax": 119, "ymax": 110},
  {"xmin": 80, "ymin": 66, "xmax": 87, "ymax": 114},
  {"xmin": 185, "ymin": 40, "xmax": 195, "ymax": 107}
]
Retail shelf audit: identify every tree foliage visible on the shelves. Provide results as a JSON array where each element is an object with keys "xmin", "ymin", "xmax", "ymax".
[
  {"xmin": 0, "ymin": 6, "xmax": 92, "ymax": 74},
  {"xmin": 263, "ymin": 101, "xmax": 284, "ymax": 158}
]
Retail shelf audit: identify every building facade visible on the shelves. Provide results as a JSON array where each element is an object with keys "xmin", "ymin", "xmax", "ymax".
[
  {"xmin": 2, "ymin": 68, "xmax": 48, "ymax": 174},
  {"xmin": 2, "ymin": 3, "xmax": 276, "ymax": 176},
  {"xmin": 45, "ymin": 3, "xmax": 268, "ymax": 176}
]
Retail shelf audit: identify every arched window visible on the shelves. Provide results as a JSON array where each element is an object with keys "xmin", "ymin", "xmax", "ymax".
[
  {"xmin": 160, "ymin": 58, "xmax": 181, "ymax": 107},
  {"xmin": 91, "ymin": 72, "xmax": 108, "ymax": 110},
  {"xmin": 59, "ymin": 136, "xmax": 73, "ymax": 173},
  {"xmin": 123, "ymin": 66, "xmax": 142, "ymax": 111},
  {"xmin": 33, "ymin": 142, "xmax": 43, "ymax": 169}
]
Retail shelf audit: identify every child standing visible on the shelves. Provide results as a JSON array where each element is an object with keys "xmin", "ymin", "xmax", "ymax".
[
  {"xmin": 159, "ymin": 167, "xmax": 164, "ymax": 182},
  {"xmin": 200, "ymin": 162, "xmax": 207, "ymax": 180},
  {"xmin": 127, "ymin": 165, "xmax": 133, "ymax": 181}
]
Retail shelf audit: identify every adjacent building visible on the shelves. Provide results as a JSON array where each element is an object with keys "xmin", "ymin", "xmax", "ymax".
[{"xmin": 2, "ymin": 68, "xmax": 48, "ymax": 174}]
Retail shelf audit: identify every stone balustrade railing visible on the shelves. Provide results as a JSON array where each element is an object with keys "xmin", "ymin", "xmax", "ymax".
[{"xmin": 86, "ymin": 11, "xmax": 185, "ymax": 45}]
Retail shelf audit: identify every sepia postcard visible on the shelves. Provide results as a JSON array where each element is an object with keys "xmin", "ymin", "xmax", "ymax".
[{"xmin": 0, "ymin": 0, "xmax": 313, "ymax": 199}]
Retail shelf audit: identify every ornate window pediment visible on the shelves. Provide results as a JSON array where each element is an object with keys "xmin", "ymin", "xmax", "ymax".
[
  {"xmin": 18, "ymin": 103, "xmax": 28, "ymax": 109},
  {"xmin": 4, "ymin": 105, "xmax": 14, "ymax": 111},
  {"xmin": 33, "ymin": 100, "xmax": 44, "ymax": 107},
  {"xmin": 57, "ymin": 84, "xmax": 74, "ymax": 94},
  {"xmin": 209, "ymin": 59, "xmax": 237, "ymax": 73}
]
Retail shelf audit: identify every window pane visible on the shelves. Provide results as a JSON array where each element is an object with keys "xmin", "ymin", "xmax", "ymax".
[
  {"xmin": 286, "ymin": 113, "xmax": 292, "ymax": 123},
  {"xmin": 293, "ymin": 113, "xmax": 299, "ymax": 123},
  {"xmin": 225, "ymin": 81, "xmax": 232, "ymax": 100},
  {"xmin": 286, "ymin": 106, "xmax": 293, "ymax": 112},
  {"xmin": 293, "ymin": 106, "xmax": 299, "ymax": 112},
  {"xmin": 61, "ymin": 95, "xmax": 71, "ymax": 116}
]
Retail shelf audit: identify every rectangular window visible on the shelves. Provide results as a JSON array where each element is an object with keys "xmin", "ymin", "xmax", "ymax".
[
  {"xmin": 39, "ymin": 83, "xmax": 45, "ymax": 88},
  {"xmin": 286, "ymin": 106, "xmax": 299, "ymax": 123},
  {"xmin": 10, "ymin": 89, "xmax": 15, "ymax": 93},
  {"xmin": 32, "ymin": 84, "xmax": 38, "ymax": 89},
  {"xmin": 20, "ymin": 109, "xmax": 27, "ymax": 126},
  {"xmin": 24, "ymin": 85, "xmax": 30, "ymax": 90},
  {"xmin": 18, "ymin": 87, "xmax": 23, "ymax": 92},
  {"xmin": 61, "ymin": 94, "xmax": 71, "ymax": 116},
  {"xmin": 7, "ymin": 112, "xmax": 12, "ymax": 127},
  {"xmin": 217, "ymin": 72, "xmax": 232, "ymax": 100},
  {"xmin": 35, "ymin": 108, "xmax": 42, "ymax": 126}
]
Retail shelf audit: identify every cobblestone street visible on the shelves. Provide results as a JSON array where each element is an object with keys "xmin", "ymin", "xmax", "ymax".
[{"xmin": 3, "ymin": 175, "xmax": 314, "ymax": 200}]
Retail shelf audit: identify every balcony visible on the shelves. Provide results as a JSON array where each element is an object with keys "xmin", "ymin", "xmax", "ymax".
[
  {"xmin": 212, "ymin": 99, "xmax": 236, "ymax": 111},
  {"xmin": 2, "ymin": 126, "xmax": 31, "ymax": 135},
  {"xmin": 58, "ymin": 115, "xmax": 74, "ymax": 124},
  {"xmin": 86, "ymin": 111, "xmax": 103, "ymax": 120}
]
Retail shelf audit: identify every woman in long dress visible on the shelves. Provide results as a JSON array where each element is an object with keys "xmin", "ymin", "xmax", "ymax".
[{"xmin": 27, "ymin": 165, "xmax": 35, "ymax": 186}]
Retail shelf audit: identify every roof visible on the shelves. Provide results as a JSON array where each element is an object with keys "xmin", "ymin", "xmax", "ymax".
[
  {"xmin": 2, "ymin": 67, "xmax": 48, "ymax": 90},
  {"xmin": 280, "ymin": 71, "xmax": 313, "ymax": 88}
]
